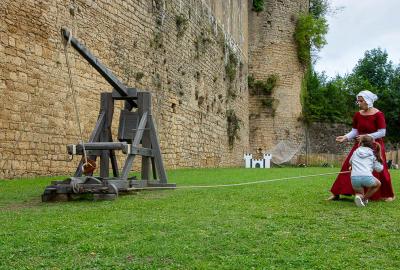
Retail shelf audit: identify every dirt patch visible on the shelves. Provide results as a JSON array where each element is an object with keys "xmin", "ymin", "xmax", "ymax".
[{"xmin": 0, "ymin": 197, "xmax": 42, "ymax": 211}]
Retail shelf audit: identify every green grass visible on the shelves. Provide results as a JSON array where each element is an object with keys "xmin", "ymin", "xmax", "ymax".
[{"xmin": 0, "ymin": 167, "xmax": 399, "ymax": 269}]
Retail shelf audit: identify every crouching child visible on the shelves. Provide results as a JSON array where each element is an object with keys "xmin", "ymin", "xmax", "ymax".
[{"xmin": 349, "ymin": 135, "xmax": 383, "ymax": 207}]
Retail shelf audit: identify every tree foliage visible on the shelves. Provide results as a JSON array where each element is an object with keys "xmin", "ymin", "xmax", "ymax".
[
  {"xmin": 301, "ymin": 67, "xmax": 354, "ymax": 124},
  {"xmin": 352, "ymin": 48, "xmax": 400, "ymax": 141},
  {"xmin": 294, "ymin": 0, "xmax": 329, "ymax": 65},
  {"xmin": 302, "ymin": 48, "xmax": 400, "ymax": 142}
]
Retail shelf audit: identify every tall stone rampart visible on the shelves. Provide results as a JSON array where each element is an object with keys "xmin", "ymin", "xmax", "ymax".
[
  {"xmin": 248, "ymin": 0, "xmax": 308, "ymax": 157},
  {"xmin": 0, "ymin": 0, "xmax": 249, "ymax": 178}
]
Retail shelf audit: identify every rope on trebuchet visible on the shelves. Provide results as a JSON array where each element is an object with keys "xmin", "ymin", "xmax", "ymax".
[
  {"xmin": 127, "ymin": 171, "xmax": 350, "ymax": 191},
  {"xmin": 62, "ymin": 28, "xmax": 95, "ymax": 174}
]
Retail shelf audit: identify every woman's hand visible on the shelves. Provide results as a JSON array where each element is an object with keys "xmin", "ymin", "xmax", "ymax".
[
  {"xmin": 336, "ymin": 136, "xmax": 347, "ymax": 143},
  {"xmin": 356, "ymin": 134, "xmax": 364, "ymax": 142}
]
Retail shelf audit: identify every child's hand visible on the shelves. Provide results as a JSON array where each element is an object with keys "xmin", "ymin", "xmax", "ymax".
[{"xmin": 348, "ymin": 166, "xmax": 352, "ymax": 171}]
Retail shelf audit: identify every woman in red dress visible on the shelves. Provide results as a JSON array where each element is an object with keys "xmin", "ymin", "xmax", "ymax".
[{"xmin": 329, "ymin": 90, "xmax": 395, "ymax": 201}]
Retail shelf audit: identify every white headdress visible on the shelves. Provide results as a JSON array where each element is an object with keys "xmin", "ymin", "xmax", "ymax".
[{"xmin": 357, "ymin": 90, "xmax": 378, "ymax": 108}]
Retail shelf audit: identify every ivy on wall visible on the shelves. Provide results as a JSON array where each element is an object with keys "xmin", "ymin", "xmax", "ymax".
[
  {"xmin": 296, "ymin": 0, "xmax": 331, "ymax": 125},
  {"xmin": 248, "ymin": 74, "xmax": 279, "ymax": 116},
  {"xmin": 252, "ymin": 0, "xmax": 264, "ymax": 12},
  {"xmin": 194, "ymin": 34, "xmax": 212, "ymax": 59},
  {"xmin": 248, "ymin": 74, "xmax": 277, "ymax": 95},
  {"xmin": 225, "ymin": 50, "xmax": 238, "ymax": 82},
  {"xmin": 225, "ymin": 50, "xmax": 239, "ymax": 100},
  {"xmin": 175, "ymin": 13, "xmax": 188, "ymax": 38},
  {"xmin": 294, "ymin": 0, "xmax": 329, "ymax": 66},
  {"xmin": 226, "ymin": 109, "xmax": 241, "ymax": 148}
]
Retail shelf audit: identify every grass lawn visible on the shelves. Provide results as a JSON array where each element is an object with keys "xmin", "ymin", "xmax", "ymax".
[{"xmin": 0, "ymin": 167, "xmax": 399, "ymax": 269}]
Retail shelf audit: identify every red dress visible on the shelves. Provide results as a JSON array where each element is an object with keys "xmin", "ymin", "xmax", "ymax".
[{"xmin": 330, "ymin": 111, "xmax": 395, "ymax": 200}]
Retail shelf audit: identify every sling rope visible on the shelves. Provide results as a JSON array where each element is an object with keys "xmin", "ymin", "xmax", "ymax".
[
  {"xmin": 63, "ymin": 29, "xmax": 88, "ymax": 166},
  {"xmin": 127, "ymin": 170, "xmax": 351, "ymax": 191}
]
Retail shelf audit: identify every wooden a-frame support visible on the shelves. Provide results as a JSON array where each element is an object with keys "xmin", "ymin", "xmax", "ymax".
[{"xmin": 72, "ymin": 92, "xmax": 167, "ymax": 184}]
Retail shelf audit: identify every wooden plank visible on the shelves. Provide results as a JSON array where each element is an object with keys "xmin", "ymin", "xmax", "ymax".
[
  {"xmin": 110, "ymin": 149, "xmax": 119, "ymax": 177},
  {"xmin": 129, "ymin": 146, "xmax": 154, "ymax": 157},
  {"xmin": 121, "ymin": 112, "xmax": 148, "ymax": 180},
  {"xmin": 148, "ymin": 114, "xmax": 167, "ymax": 183},
  {"xmin": 67, "ymin": 142, "xmax": 128, "ymax": 153},
  {"xmin": 99, "ymin": 93, "xmax": 114, "ymax": 178},
  {"xmin": 61, "ymin": 28, "xmax": 137, "ymax": 107},
  {"xmin": 139, "ymin": 92, "xmax": 151, "ymax": 181}
]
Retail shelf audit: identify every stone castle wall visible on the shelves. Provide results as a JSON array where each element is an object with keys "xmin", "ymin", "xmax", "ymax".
[
  {"xmin": 307, "ymin": 122, "xmax": 353, "ymax": 155},
  {"xmin": 0, "ymin": 0, "xmax": 249, "ymax": 178},
  {"xmin": 248, "ymin": 0, "xmax": 308, "ymax": 157},
  {"xmin": 0, "ymin": 0, "xmax": 312, "ymax": 179}
]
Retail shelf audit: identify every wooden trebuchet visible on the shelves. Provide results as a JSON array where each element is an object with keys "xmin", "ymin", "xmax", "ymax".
[{"xmin": 42, "ymin": 28, "xmax": 175, "ymax": 202}]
